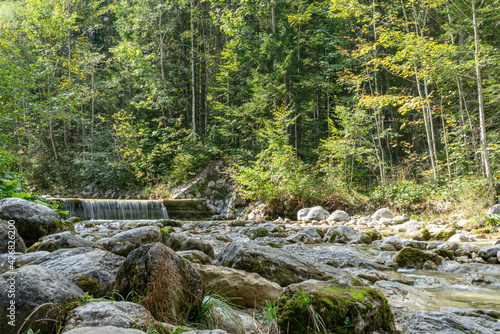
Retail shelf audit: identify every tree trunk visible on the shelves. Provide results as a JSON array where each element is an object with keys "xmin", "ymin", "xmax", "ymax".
[{"xmin": 190, "ymin": 0, "xmax": 196, "ymax": 135}]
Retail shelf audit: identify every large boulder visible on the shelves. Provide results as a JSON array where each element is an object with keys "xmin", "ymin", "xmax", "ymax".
[
  {"xmin": 214, "ymin": 242, "xmax": 329, "ymax": 287},
  {"xmin": 27, "ymin": 231, "xmax": 95, "ymax": 252},
  {"xmin": 196, "ymin": 264, "xmax": 283, "ymax": 308},
  {"xmin": 30, "ymin": 247, "xmax": 125, "ymax": 297},
  {"xmin": 63, "ymin": 301, "xmax": 154, "ymax": 332},
  {"xmin": 0, "ymin": 265, "xmax": 84, "ymax": 334},
  {"xmin": 98, "ymin": 226, "xmax": 163, "ymax": 256},
  {"xmin": 0, "ymin": 198, "xmax": 73, "ymax": 246},
  {"xmin": 276, "ymin": 280, "xmax": 395, "ymax": 334},
  {"xmin": 327, "ymin": 210, "xmax": 350, "ymax": 222},
  {"xmin": 286, "ymin": 227, "xmax": 323, "ymax": 244},
  {"xmin": 486, "ymin": 204, "xmax": 500, "ymax": 216},
  {"xmin": 478, "ymin": 245, "xmax": 500, "ymax": 260},
  {"xmin": 114, "ymin": 243, "xmax": 203, "ymax": 322},
  {"xmin": 394, "ymin": 247, "xmax": 442, "ymax": 269},
  {"xmin": 323, "ymin": 226, "xmax": 371, "ymax": 244},
  {"xmin": 403, "ymin": 307, "xmax": 500, "ymax": 334},
  {"xmin": 165, "ymin": 233, "xmax": 215, "ymax": 258},
  {"xmin": 297, "ymin": 206, "xmax": 329, "ymax": 221},
  {"xmin": 0, "ymin": 251, "xmax": 50, "ymax": 274},
  {"xmin": 0, "ymin": 220, "xmax": 26, "ymax": 253},
  {"xmin": 371, "ymin": 208, "xmax": 393, "ymax": 220}
]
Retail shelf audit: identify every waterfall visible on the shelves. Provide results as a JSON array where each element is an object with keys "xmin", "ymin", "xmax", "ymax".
[{"xmin": 55, "ymin": 199, "xmax": 169, "ymax": 221}]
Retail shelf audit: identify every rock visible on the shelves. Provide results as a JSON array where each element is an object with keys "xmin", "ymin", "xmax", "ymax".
[
  {"xmin": 63, "ymin": 301, "xmax": 154, "ymax": 332},
  {"xmin": 323, "ymin": 226, "xmax": 371, "ymax": 244},
  {"xmin": 27, "ymin": 231, "xmax": 95, "ymax": 252},
  {"xmin": 393, "ymin": 214, "xmax": 410, "ymax": 224},
  {"xmin": 63, "ymin": 326, "xmax": 146, "ymax": 334},
  {"xmin": 423, "ymin": 260, "xmax": 438, "ymax": 270},
  {"xmin": 380, "ymin": 236, "xmax": 404, "ymax": 251},
  {"xmin": 403, "ymin": 308, "xmax": 500, "ymax": 334},
  {"xmin": 242, "ymin": 227, "xmax": 270, "ymax": 240},
  {"xmin": 178, "ymin": 250, "xmax": 212, "ymax": 265},
  {"xmin": 327, "ymin": 210, "xmax": 350, "ymax": 222},
  {"xmin": 297, "ymin": 206, "xmax": 329, "ymax": 221},
  {"xmin": 98, "ymin": 226, "xmax": 163, "ymax": 256},
  {"xmin": 196, "ymin": 264, "xmax": 283, "ymax": 308},
  {"xmin": 30, "ymin": 247, "xmax": 125, "ymax": 297},
  {"xmin": 0, "ymin": 220, "xmax": 26, "ymax": 253},
  {"xmin": 166, "ymin": 233, "xmax": 215, "ymax": 258},
  {"xmin": 0, "ymin": 251, "xmax": 50, "ymax": 274},
  {"xmin": 371, "ymin": 208, "xmax": 393, "ymax": 220},
  {"xmin": 276, "ymin": 280, "xmax": 395, "ymax": 334},
  {"xmin": 486, "ymin": 204, "xmax": 500, "ymax": 216},
  {"xmin": 448, "ymin": 234, "xmax": 473, "ymax": 243},
  {"xmin": 286, "ymin": 227, "xmax": 323, "ymax": 244},
  {"xmin": 0, "ymin": 198, "xmax": 73, "ymax": 246},
  {"xmin": 0, "ymin": 265, "xmax": 84, "ymax": 334},
  {"xmin": 391, "ymin": 220, "xmax": 424, "ymax": 233},
  {"xmin": 114, "ymin": 243, "xmax": 203, "ymax": 322},
  {"xmin": 394, "ymin": 247, "xmax": 442, "ymax": 269},
  {"xmin": 405, "ymin": 228, "xmax": 431, "ymax": 241},
  {"xmin": 478, "ymin": 245, "xmax": 500, "ymax": 260},
  {"xmin": 434, "ymin": 249, "xmax": 454, "ymax": 260},
  {"xmin": 214, "ymin": 241, "xmax": 329, "ymax": 287}
]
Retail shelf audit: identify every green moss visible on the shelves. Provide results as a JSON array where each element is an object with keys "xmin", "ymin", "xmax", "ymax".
[
  {"xmin": 435, "ymin": 229, "xmax": 456, "ymax": 240},
  {"xmin": 215, "ymin": 235, "xmax": 233, "ymax": 243},
  {"xmin": 159, "ymin": 220, "xmax": 182, "ymax": 228},
  {"xmin": 230, "ymin": 220, "xmax": 246, "ymax": 227},
  {"xmin": 316, "ymin": 228, "xmax": 325, "ymax": 238},
  {"xmin": 74, "ymin": 275, "xmax": 100, "ymax": 297},
  {"xmin": 395, "ymin": 247, "xmax": 442, "ymax": 269},
  {"xmin": 254, "ymin": 227, "xmax": 269, "ymax": 238},
  {"xmin": 267, "ymin": 242, "xmax": 283, "ymax": 248},
  {"xmin": 434, "ymin": 249, "xmax": 454, "ymax": 260},
  {"xmin": 419, "ymin": 228, "xmax": 431, "ymax": 241},
  {"xmin": 365, "ymin": 230, "xmax": 381, "ymax": 242}
]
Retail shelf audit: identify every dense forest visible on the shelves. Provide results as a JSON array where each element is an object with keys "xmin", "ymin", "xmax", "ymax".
[{"xmin": 0, "ymin": 0, "xmax": 499, "ymax": 213}]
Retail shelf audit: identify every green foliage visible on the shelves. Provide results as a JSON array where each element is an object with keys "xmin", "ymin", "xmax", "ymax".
[
  {"xmin": 235, "ymin": 105, "xmax": 320, "ymax": 202},
  {"xmin": 193, "ymin": 287, "xmax": 241, "ymax": 331},
  {"xmin": 485, "ymin": 214, "xmax": 500, "ymax": 228}
]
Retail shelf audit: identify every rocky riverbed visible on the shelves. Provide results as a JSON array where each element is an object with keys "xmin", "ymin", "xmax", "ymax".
[{"xmin": 1, "ymin": 198, "xmax": 500, "ymax": 333}]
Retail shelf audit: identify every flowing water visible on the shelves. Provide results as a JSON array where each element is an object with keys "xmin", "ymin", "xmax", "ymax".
[{"xmin": 54, "ymin": 198, "xmax": 169, "ymax": 221}]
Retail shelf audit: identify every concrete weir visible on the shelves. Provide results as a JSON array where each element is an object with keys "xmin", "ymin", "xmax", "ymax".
[{"xmin": 48, "ymin": 198, "xmax": 208, "ymax": 220}]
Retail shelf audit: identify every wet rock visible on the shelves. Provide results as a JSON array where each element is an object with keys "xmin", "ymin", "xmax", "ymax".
[
  {"xmin": 196, "ymin": 264, "xmax": 283, "ymax": 308},
  {"xmin": 297, "ymin": 206, "xmax": 329, "ymax": 221},
  {"xmin": 276, "ymin": 280, "xmax": 395, "ymax": 334},
  {"xmin": 98, "ymin": 226, "xmax": 163, "ymax": 256},
  {"xmin": 323, "ymin": 225, "xmax": 371, "ymax": 244},
  {"xmin": 27, "ymin": 231, "xmax": 95, "ymax": 252},
  {"xmin": 63, "ymin": 301, "xmax": 154, "ymax": 332},
  {"xmin": 371, "ymin": 208, "xmax": 393, "ymax": 220},
  {"xmin": 327, "ymin": 210, "xmax": 350, "ymax": 222},
  {"xmin": 286, "ymin": 227, "xmax": 323, "ymax": 244},
  {"xmin": 0, "ymin": 265, "xmax": 84, "ymax": 334},
  {"xmin": 214, "ymin": 241, "xmax": 329, "ymax": 287},
  {"xmin": 30, "ymin": 247, "xmax": 125, "ymax": 297},
  {"xmin": 0, "ymin": 198, "xmax": 73, "ymax": 246},
  {"xmin": 114, "ymin": 243, "xmax": 203, "ymax": 322},
  {"xmin": 403, "ymin": 308, "xmax": 500, "ymax": 334},
  {"xmin": 0, "ymin": 220, "xmax": 25, "ymax": 253},
  {"xmin": 394, "ymin": 247, "xmax": 442, "ymax": 269},
  {"xmin": 178, "ymin": 250, "xmax": 212, "ymax": 264},
  {"xmin": 478, "ymin": 245, "xmax": 500, "ymax": 260}
]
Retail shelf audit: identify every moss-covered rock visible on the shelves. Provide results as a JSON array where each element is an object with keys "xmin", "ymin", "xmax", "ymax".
[
  {"xmin": 435, "ymin": 229, "xmax": 456, "ymax": 240},
  {"xmin": 324, "ymin": 226, "xmax": 372, "ymax": 244},
  {"xmin": 276, "ymin": 281, "xmax": 395, "ymax": 334},
  {"xmin": 364, "ymin": 230, "xmax": 382, "ymax": 242},
  {"xmin": 394, "ymin": 247, "xmax": 443, "ymax": 269},
  {"xmin": 158, "ymin": 219, "xmax": 182, "ymax": 228},
  {"xmin": 434, "ymin": 249, "xmax": 454, "ymax": 260}
]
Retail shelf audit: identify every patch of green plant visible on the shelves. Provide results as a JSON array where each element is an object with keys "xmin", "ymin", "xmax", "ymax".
[{"xmin": 486, "ymin": 214, "xmax": 500, "ymax": 227}]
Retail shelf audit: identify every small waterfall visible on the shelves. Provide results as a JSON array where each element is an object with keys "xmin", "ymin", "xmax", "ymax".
[{"xmin": 54, "ymin": 198, "xmax": 169, "ymax": 221}]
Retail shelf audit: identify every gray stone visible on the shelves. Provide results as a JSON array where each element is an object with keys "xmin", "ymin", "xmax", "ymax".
[
  {"xmin": 196, "ymin": 264, "xmax": 283, "ymax": 308},
  {"xmin": 28, "ymin": 231, "xmax": 94, "ymax": 252},
  {"xmin": 371, "ymin": 208, "xmax": 393, "ymax": 220},
  {"xmin": 403, "ymin": 308, "xmax": 500, "ymax": 334},
  {"xmin": 286, "ymin": 227, "xmax": 323, "ymax": 244},
  {"xmin": 63, "ymin": 326, "xmax": 146, "ymax": 334},
  {"xmin": 486, "ymin": 204, "xmax": 500, "ymax": 216},
  {"xmin": 448, "ymin": 234, "xmax": 473, "ymax": 243},
  {"xmin": 323, "ymin": 225, "xmax": 371, "ymax": 244},
  {"xmin": 166, "ymin": 233, "xmax": 215, "ymax": 258},
  {"xmin": 63, "ymin": 301, "xmax": 154, "ymax": 332},
  {"xmin": 0, "ymin": 198, "xmax": 72, "ymax": 246},
  {"xmin": 297, "ymin": 206, "xmax": 329, "ymax": 221},
  {"xmin": 0, "ymin": 220, "xmax": 25, "ymax": 253},
  {"xmin": 0, "ymin": 265, "xmax": 84, "ymax": 334},
  {"xmin": 381, "ymin": 236, "xmax": 404, "ymax": 250},
  {"xmin": 98, "ymin": 226, "xmax": 163, "ymax": 256},
  {"xmin": 0, "ymin": 251, "xmax": 50, "ymax": 274},
  {"xmin": 178, "ymin": 250, "xmax": 212, "ymax": 264},
  {"xmin": 391, "ymin": 220, "xmax": 424, "ymax": 233},
  {"xmin": 327, "ymin": 210, "xmax": 350, "ymax": 222},
  {"xmin": 30, "ymin": 247, "xmax": 125, "ymax": 297},
  {"xmin": 478, "ymin": 245, "xmax": 500, "ymax": 260}
]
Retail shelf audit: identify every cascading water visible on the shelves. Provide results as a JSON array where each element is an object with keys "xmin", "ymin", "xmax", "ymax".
[{"xmin": 54, "ymin": 198, "xmax": 169, "ymax": 221}]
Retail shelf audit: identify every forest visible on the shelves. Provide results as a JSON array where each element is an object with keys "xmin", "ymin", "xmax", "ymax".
[{"xmin": 1, "ymin": 0, "xmax": 499, "ymax": 215}]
